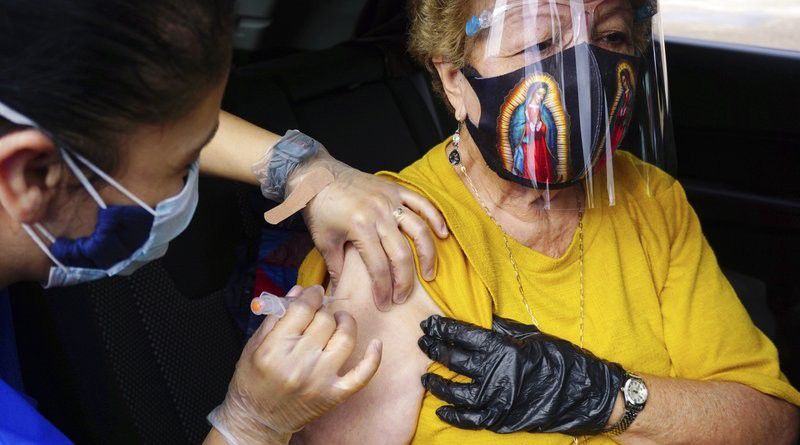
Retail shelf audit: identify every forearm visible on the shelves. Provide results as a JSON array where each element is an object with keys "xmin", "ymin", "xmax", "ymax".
[
  {"xmin": 200, "ymin": 111, "xmax": 279, "ymax": 184},
  {"xmin": 614, "ymin": 375, "xmax": 799, "ymax": 444},
  {"xmin": 200, "ymin": 110, "xmax": 342, "ymax": 188}
]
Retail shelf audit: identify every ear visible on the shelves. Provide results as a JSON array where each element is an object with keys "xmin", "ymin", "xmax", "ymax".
[
  {"xmin": 433, "ymin": 57, "xmax": 481, "ymax": 124},
  {"xmin": 0, "ymin": 129, "xmax": 63, "ymax": 224}
]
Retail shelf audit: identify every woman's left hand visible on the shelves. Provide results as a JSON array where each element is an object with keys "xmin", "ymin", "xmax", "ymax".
[
  {"xmin": 294, "ymin": 158, "xmax": 449, "ymax": 312},
  {"xmin": 418, "ymin": 315, "xmax": 626, "ymax": 436}
]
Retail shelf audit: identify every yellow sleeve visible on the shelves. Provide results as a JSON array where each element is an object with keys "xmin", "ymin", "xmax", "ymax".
[
  {"xmin": 297, "ymin": 248, "xmax": 328, "ymax": 288},
  {"xmin": 657, "ymin": 181, "xmax": 800, "ymax": 406}
]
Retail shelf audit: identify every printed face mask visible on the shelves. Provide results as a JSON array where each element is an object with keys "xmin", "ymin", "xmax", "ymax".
[
  {"xmin": 463, "ymin": 43, "xmax": 640, "ymax": 190},
  {"xmin": 0, "ymin": 100, "xmax": 200, "ymax": 288}
]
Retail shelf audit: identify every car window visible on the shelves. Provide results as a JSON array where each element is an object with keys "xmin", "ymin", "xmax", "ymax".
[{"xmin": 660, "ymin": 0, "xmax": 800, "ymax": 52}]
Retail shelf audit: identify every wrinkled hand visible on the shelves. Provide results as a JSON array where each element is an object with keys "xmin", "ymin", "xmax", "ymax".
[
  {"xmin": 208, "ymin": 286, "xmax": 382, "ymax": 445},
  {"xmin": 296, "ymin": 158, "xmax": 448, "ymax": 311},
  {"xmin": 418, "ymin": 315, "xmax": 625, "ymax": 436}
]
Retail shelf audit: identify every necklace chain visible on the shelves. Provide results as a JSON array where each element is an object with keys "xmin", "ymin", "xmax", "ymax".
[
  {"xmin": 450, "ymin": 130, "xmax": 587, "ymax": 444},
  {"xmin": 449, "ymin": 131, "xmax": 585, "ymax": 348}
]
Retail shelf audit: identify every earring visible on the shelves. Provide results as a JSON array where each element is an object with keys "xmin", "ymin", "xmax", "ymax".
[{"xmin": 449, "ymin": 126, "xmax": 462, "ymax": 166}]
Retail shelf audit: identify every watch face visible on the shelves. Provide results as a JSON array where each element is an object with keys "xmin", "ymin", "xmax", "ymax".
[{"xmin": 625, "ymin": 378, "xmax": 648, "ymax": 405}]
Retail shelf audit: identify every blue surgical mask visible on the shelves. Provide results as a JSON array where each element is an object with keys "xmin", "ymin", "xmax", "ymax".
[{"xmin": 0, "ymin": 100, "xmax": 200, "ymax": 288}]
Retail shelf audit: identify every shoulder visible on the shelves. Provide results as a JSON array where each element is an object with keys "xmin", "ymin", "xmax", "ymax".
[
  {"xmin": 614, "ymin": 150, "xmax": 679, "ymax": 201},
  {"xmin": 613, "ymin": 150, "xmax": 694, "ymax": 242}
]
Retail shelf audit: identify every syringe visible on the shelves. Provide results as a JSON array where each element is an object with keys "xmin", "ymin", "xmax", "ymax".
[{"xmin": 250, "ymin": 291, "xmax": 342, "ymax": 318}]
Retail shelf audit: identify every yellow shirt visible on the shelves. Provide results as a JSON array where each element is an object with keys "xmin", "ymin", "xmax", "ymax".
[{"xmin": 299, "ymin": 140, "xmax": 800, "ymax": 444}]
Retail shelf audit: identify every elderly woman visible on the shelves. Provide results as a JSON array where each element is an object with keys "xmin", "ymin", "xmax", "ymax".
[{"xmin": 295, "ymin": 0, "xmax": 800, "ymax": 443}]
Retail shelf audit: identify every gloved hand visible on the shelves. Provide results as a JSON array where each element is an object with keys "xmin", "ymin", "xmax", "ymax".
[
  {"xmin": 295, "ymin": 156, "xmax": 449, "ymax": 311},
  {"xmin": 418, "ymin": 315, "xmax": 625, "ymax": 436},
  {"xmin": 208, "ymin": 285, "xmax": 382, "ymax": 445}
]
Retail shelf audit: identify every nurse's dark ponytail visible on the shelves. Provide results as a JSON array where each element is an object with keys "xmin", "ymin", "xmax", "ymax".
[{"xmin": 0, "ymin": 0, "xmax": 234, "ymax": 172}]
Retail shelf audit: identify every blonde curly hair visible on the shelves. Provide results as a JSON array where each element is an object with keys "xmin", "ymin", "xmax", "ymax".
[
  {"xmin": 407, "ymin": 0, "xmax": 651, "ymax": 110},
  {"xmin": 407, "ymin": 0, "xmax": 474, "ymax": 105}
]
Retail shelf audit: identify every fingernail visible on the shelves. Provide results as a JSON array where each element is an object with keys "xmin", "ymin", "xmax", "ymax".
[
  {"xmin": 286, "ymin": 285, "xmax": 303, "ymax": 297},
  {"xmin": 423, "ymin": 268, "xmax": 435, "ymax": 281},
  {"xmin": 440, "ymin": 224, "xmax": 449, "ymax": 237}
]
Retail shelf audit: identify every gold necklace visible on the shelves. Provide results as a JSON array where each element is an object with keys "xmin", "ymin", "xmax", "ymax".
[
  {"xmin": 449, "ymin": 130, "xmax": 587, "ymax": 444},
  {"xmin": 448, "ymin": 130, "xmax": 585, "ymax": 348}
]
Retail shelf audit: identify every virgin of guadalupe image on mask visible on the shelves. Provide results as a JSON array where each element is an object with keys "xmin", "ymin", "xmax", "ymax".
[
  {"xmin": 608, "ymin": 61, "xmax": 637, "ymax": 153},
  {"xmin": 501, "ymin": 73, "xmax": 570, "ymax": 186}
]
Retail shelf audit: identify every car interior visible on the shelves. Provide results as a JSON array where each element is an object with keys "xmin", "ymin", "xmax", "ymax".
[{"xmin": 8, "ymin": 0, "xmax": 800, "ymax": 443}]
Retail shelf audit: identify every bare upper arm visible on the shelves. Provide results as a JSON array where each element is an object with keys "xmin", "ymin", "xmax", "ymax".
[{"xmin": 293, "ymin": 245, "xmax": 442, "ymax": 445}]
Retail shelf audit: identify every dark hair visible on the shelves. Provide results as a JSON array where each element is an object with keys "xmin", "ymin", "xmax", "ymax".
[{"xmin": 0, "ymin": 0, "xmax": 235, "ymax": 172}]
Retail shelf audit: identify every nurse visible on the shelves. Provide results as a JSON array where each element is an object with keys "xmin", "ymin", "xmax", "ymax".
[{"xmin": 0, "ymin": 0, "xmax": 446, "ymax": 443}]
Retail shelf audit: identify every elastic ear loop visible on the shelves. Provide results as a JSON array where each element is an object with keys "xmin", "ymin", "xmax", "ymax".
[
  {"xmin": 21, "ymin": 224, "xmax": 67, "ymax": 271},
  {"xmin": 2, "ymin": 98, "xmax": 156, "ymax": 216},
  {"xmin": 0, "ymin": 101, "xmax": 36, "ymax": 127},
  {"xmin": 16, "ymin": 150, "xmax": 99, "ymax": 272},
  {"xmin": 19, "ymin": 150, "xmax": 102, "ymax": 273},
  {"xmin": 20, "ymin": 148, "xmax": 161, "ymax": 273},
  {"xmin": 63, "ymin": 150, "xmax": 157, "ymax": 216}
]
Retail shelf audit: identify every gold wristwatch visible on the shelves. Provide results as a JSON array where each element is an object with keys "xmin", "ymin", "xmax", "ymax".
[{"xmin": 606, "ymin": 374, "xmax": 648, "ymax": 436}]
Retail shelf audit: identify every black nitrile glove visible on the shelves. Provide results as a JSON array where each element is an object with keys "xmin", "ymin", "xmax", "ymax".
[{"xmin": 418, "ymin": 315, "xmax": 625, "ymax": 436}]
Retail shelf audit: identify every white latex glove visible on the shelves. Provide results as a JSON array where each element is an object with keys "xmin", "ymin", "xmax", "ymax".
[
  {"xmin": 207, "ymin": 285, "xmax": 382, "ymax": 445},
  {"xmin": 293, "ymin": 156, "xmax": 449, "ymax": 311}
]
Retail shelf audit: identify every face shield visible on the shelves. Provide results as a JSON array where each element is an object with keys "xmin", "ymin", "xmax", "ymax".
[{"xmin": 460, "ymin": 0, "xmax": 673, "ymax": 209}]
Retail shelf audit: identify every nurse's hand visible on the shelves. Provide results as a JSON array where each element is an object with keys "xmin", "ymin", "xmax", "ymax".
[
  {"xmin": 293, "ymin": 157, "xmax": 448, "ymax": 311},
  {"xmin": 206, "ymin": 285, "xmax": 382, "ymax": 445}
]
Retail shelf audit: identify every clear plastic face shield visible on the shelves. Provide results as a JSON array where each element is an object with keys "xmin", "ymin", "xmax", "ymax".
[{"xmin": 460, "ymin": 0, "xmax": 674, "ymax": 209}]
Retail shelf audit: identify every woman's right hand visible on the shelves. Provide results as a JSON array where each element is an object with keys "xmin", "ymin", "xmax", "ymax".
[{"xmin": 206, "ymin": 285, "xmax": 383, "ymax": 445}]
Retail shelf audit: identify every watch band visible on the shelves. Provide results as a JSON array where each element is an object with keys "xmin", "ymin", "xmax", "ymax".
[
  {"xmin": 606, "ymin": 402, "xmax": 644, "ymax": 436},
  {"xmin": 606, "ymin": 374, "xmax": 647, "ymax": 436}
]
